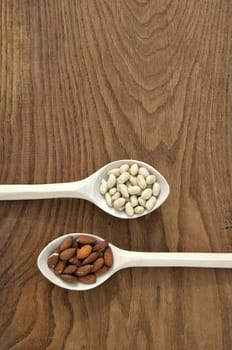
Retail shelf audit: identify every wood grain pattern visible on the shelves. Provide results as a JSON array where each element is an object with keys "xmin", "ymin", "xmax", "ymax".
[{"xmin": 0, "ymin": 0, "xmax": 232, "ymax": 349}]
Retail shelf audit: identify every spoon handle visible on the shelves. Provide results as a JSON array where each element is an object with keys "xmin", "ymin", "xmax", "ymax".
[
  {"xmin": 119, "ymin": 251, "xmax": 232, "ymax": 269},
  {"xmin": 0, "ymin": 181, "xmax": 88, "ymax": 200}
]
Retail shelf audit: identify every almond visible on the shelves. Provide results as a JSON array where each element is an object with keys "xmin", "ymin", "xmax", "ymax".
[
  {"xmin": 77, "ymin": 244, "xmax": 92, "ymax": 260},
  {"xmin": 75, "ymin": 264, "xmax": 93, "ymax": 276},
  {"xmin": 53, "ymin": 248, "xmax": 60, "ymax": 254},
  {"xmin": 104, "ymin": 247, "xmax": 113, "ymax": 267},
  {"xmin": 60, "ymin": 274, "xmax": 78, "ymax": 283},
  {"xmin": 54, "ymin": 260, "xmax": 66, "ymax": 275},
  {"xmin": 98, "ymin": 251, "xmax": 104, "ymax": 258},
  {"xmin": 63, "ymin": 265, "xmax": 77, "ymax": 274},
  {"xmin": 59, "ymin": 236, "xmax": 73, "ymax": 251},
  {"xmin": 82, "ymin": 252, "xmax": 99, "ymax": 265},
  {"xmin": 60, "ymin": 248, "xmax": 76, "ymax": 261},
  {"xmin": 95, "ymin": 265, "xmax": 109, "ymax": 276},
  {"xmin": 72, "ymin": 240, "xmax": 78, "ymax": 248},
  {"xmin": 92, "ymin": 257, "xmax": 105, "ymax": 272},
  {"xmin": 47, "ymin": 252, "xmax": 59, "ymax": 268},
  {"xmin": 76, "ymin": 235, "xmax": 96, "ymax": 245},
  {"xmin": 93, "ymin": 241, "xmax": 108, "ymax": 252},
  {"xmin": 79, "ymin": 274, "xmax": 96, "ymax": 284},
  {"xmin": 69, "ymin": 257, "xmax": 81, "ymax": 266}
]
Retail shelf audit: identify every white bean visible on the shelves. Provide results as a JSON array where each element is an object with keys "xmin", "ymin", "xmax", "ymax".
[
  {"xmin": 120, "ymin": 164, "xmax": 129, "ymax": 173},
  {"xmin": 129, "ymin": 163, "xmax": 139, "ymax": 176},
  {"xmin": 145, "ymin": 196, "xmax": 156, "ymax": 210},
  {"xmin": 108, "ymin": 168, "xmax": 121, "ymax": 177},
  {"xmin": 113, "ymin": 197, "xmax": 126, "ymax": 210},
  {"xmin": 134, "ymin": 206, "xmax": 145, "ymax": 214},
  {"xmin": 107, "ymin": 174, "xmax": 116, "ymax": 189},
  {"xmin": 138, "ymin": 197, "xmax": 146, "ymax": 207},
  {"xmin": 116, "ymin": 206, "xmax": 125, "ymax": 212},
  {"xmin": 138, "ymin": 167, "xmax": 149, "ymax": 178},
  {"xmin": 101, "ymin": 164, "xmax": 159, "ymax": 217},
  {"xmin": 105, "ymin": 193, "xmax": 112, "ymax": 207},
  {"xmin": 137, "ymin": 174, "xmax": 147, "ymax": 189},
  {"xmin": 128, "ymin": 186, "xmax": 141, "ymax": 195},
  {"xmin": 109, "ymin": 187, "xmax": 117, "ymax": 195},
  {"xmin": 130, "ymin": 195, "xmax": 138, "ymax": 207},
  {"xmin": 141, "ymin": 188, "xmax": 152, "ymax": 200},
  {"xmin": 146, "ymin": 175, "xmax": 156, "ymax": 185},
  {"xmin": 125, "ymin": 202, "xmax": 134, "ymax": 217},
  {"xmin": 152, "ymin": 182, "xmax": 161, "ymax": 196},
  {"xmin": 129, "ymin": 175, "xmax": 137, "ymax": 186},
  {"xmin": 100, "ymin": 179, "xmax": 108, "ymax": 195},
  {"xmin": 117, "ymin": 172, "xmax": 130, "ymax": 184},
  {"xmin": 118, "ymin": 184, "xmax": 129, "ymax": 199},
  {"xmin": 111, "ymin": 191, "xmax": 121, "ymax": 201}
]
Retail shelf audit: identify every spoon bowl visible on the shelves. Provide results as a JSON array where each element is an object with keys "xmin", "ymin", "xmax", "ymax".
[
  {"xmin": 37, "ymin": 233, "xmax": 232, "ymax": 291},
  {"xmin": 37, "ymin": 233, "xmax": 115, "ymax": 291},
  {"xmin": 90, "ymin": 159, "xmax": 170, "ymax": 219},
  {"xmin": 0, "ymin": 160, "xmax": 170, "ymax": 219}
]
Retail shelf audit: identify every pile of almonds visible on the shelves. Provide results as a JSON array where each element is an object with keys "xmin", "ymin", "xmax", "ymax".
[
  {"xmin": 100, "ymin": 163, "xmax": 161, "ymax": 217},
  {"xmin": 47, "ymin": 235, "xmax": 113, "ymax": 284}
]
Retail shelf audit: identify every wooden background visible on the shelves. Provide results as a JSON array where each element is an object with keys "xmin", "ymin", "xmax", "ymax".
[{"xmin": 0, "ymin": 1, "xmax": 232, "ymax": 349}]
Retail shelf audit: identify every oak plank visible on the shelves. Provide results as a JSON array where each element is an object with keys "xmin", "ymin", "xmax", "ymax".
[{"xmin": 0, "ymin": 1, "xmax": 231, "ymax": 349}]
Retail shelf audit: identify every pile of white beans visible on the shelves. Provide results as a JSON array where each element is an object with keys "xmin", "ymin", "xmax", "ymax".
[{"xmin": 100, "ymin": 163, "xmax": 161, "ymax": 217}]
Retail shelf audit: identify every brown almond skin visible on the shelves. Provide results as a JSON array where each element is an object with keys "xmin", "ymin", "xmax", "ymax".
[
  {"xmin": 72, "ymin": 240, "xmax": 78, "ymax": 249},
  {"xmin": 75, "ymin": 264, "xmax": 93, "ymax": 276},
  {"xmin": 69, "ymin": 257, "xmax": 81, "ymax": 266},
  {"xmin": 63, "ymin": 265, "xmax": 77, "ymax": 274},
  {"xmin": 82, "ymin": 252, "xmax": 99, "ymax": 265},
  {"xmin": 60, "ymin": 248, "xmax": 76, "ymax": 261},
  {"xmin": 76, "ymin": 235, "xmax": 96, "ymax": 245},
  {"xmin": 60, "ymin": 274, "xmax": 78, "ymax": 283},
  {"xmin": 104, "ymin": 247, "xmax": 113, "ymax": 267},
  {"xmin": 77, "ymin": 244, "xmax": 92, "ymax": 260},
  {"xmin": 93, "ymin": 241, "xmax": 108, "ymax": 252},
  {"xmin": 47, "ymin": 252, "xmax": 59, "ymax": 268},
  {"xmin": 54, "ymin": 260, "xmax": 66, "ymax": 275},
  {"xmin": 79, "ymin": 274, "xmax": 96, "ymax": 284},
  {"xmin": 98, "ymin": 251, "xmax": 104, "ymax": 258},
  {"xmin": 95, "ymin": 265, "xmax": 109, "ymax": 276},
  {"xmin": 91, "ymin": 257, "xmax": 105, "ymax": 272},
  {"xmin": 59, "ymin": 236, "xmax": 73, "ymax": 251},
  {"xmin": 53, "ymin": 248, "xmax": 60, "ymax": 254}
]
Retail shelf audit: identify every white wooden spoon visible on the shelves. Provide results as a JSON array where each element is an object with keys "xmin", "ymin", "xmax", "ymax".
[
  {"xmin": 37, "ymin": 233, "xmax": 232, "ymax": 291},
  {"xmin": 0, "ymin": 160, "xmax": 170, "ymax": 219}
]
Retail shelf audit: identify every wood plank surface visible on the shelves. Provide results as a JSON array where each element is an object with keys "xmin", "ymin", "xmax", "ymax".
[{"xmin": 0, "ymin": 0, "xmax": 231, "ymax": 349}]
